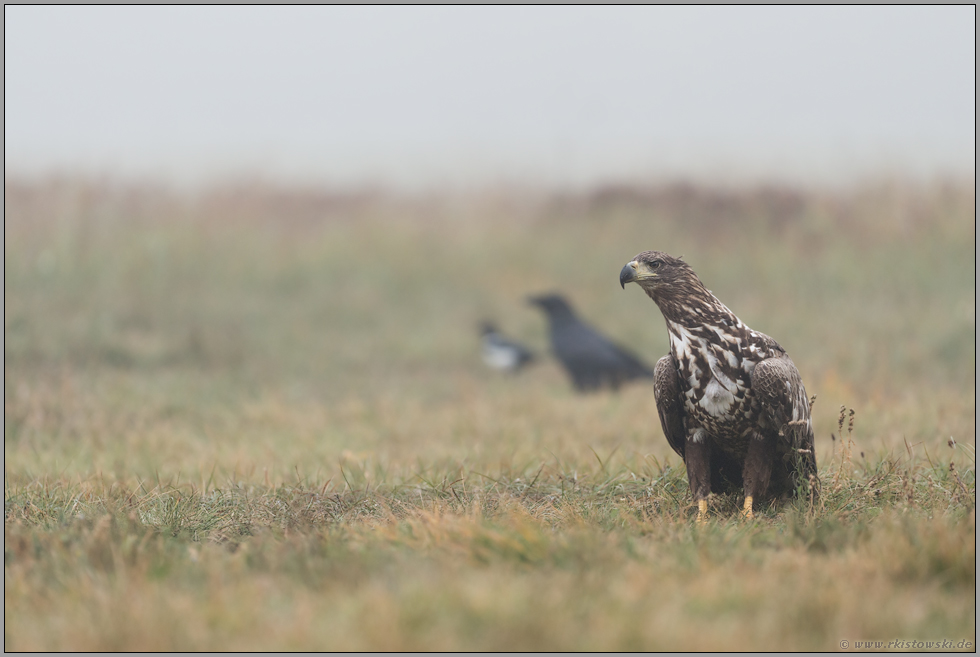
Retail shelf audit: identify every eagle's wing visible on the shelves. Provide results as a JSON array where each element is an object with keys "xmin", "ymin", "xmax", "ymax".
[
  {"xmin": 654, "ymin": 355, "xmax": 686, "ymax": 459},
  {"xmin": 751, "ymin": 354, "xmax": 818, "ymax": 481}
]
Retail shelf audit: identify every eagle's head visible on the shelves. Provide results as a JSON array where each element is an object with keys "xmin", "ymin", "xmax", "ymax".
[
  {"xmin": 620, "ymin": 251, "xmax": 715, "ymax": 320},
  {"xmin": 619, "ymin": 251, "xmax": 694, "ymax": 291}
]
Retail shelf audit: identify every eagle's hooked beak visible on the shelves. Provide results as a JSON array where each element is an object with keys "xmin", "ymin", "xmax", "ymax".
[{"xmin": 620, "ymin": 261, "xmax": 639, "ymax": 289}]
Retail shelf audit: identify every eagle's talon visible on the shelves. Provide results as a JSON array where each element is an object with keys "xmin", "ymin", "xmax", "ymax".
[
  {"xmin": 696, "ymin": 499, "xmax": 708, "ymax": 524},
  {"xmin": 741, "ymin": 495, "xmax": 755, "ymax": 519}
]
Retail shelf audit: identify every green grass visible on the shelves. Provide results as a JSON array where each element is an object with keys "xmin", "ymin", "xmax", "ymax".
[{"xmin": 4, "ymin": 176, "xmax": 976, "ymax": 650}]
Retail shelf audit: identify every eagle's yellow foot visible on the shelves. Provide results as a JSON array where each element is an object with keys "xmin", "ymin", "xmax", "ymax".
[
  {"xmin": 741, "ymin": 495, "xmax": 755, "ymax": 519},
  {"xmin": 696, "ymin": 499, "xmax": 708, "ymax": 524}
]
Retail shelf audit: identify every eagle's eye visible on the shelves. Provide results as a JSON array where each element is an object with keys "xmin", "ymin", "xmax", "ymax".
[{"xmin": 649, "ymin": 260, "xmax": 662, "ymax": 270}]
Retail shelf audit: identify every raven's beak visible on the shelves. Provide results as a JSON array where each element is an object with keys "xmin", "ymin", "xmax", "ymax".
[{"xmin": 620, "ymin": 261, "xmax": 639, "ymax": 289}]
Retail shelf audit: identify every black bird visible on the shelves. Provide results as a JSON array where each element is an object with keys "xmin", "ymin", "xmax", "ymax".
[
  {"xmin": 528, "ymin": 294, "xmax": 653, "ymax": 392},
  {"xmin": 479, "ymin": 321, "xmax": 536, "ymax": 373},
  {"xmin": 620, "ymin": 251, "xmax": 818, "ymax": 521}
]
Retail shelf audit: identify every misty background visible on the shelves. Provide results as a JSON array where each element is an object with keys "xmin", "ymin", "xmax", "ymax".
[{"xmin": 4, "ymin": 5, "xmax": 975, "ymax": 190}]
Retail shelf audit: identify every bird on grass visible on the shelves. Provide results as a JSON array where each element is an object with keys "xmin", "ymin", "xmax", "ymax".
[
  {"xmin": 479, "ymin": 321, "xmax": 536, "ymax": 373},
  {"xmin": 620, "ymin": 251, "xmax": 818, "ymax": 522},
  {"xmin": 528, "ymin": 293, "xmax": 653, "ymax": 392}
]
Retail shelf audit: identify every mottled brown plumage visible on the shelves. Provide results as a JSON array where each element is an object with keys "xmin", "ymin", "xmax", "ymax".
[{"xmin": 620, "ymin": 251, "xmax": 818, "ymax": 520}]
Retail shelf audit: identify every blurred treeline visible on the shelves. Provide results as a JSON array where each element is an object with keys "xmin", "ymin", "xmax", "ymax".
[{"xmin": 4, "ymin": 175, "xmax": 975, "ymax": 404}]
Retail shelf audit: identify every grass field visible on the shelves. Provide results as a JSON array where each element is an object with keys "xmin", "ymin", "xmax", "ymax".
[{"xmin": 4, "ymin": 176, "xmax": 976, "ymax": 651}]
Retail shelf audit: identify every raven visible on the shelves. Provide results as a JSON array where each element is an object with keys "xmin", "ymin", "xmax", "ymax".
[
  {"xmin": 479, "ymin": 321, "xmax": 536, "ymax": 373},
  {"xmin": 620, "ymin": 251, "xmax": 818, "ymax": 521},
  {"xmin": 528, "ymin": 293, "xmax": 653, "ymax": 392}
]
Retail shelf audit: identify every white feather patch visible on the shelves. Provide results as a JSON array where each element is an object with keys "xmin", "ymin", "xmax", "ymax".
[{"xmin": 699, "ymin": 378, "xmax": 736, "ymax": 415}]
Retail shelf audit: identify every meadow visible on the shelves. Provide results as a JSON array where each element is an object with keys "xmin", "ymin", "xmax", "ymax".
[{"xmin": 4, "ymin": 175, "xmax": 976, "ymax": 651}]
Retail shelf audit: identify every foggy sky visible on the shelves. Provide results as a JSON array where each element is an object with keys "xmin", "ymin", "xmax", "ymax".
[{"xmin": 4, "ymin": 6, "xmax": 976, "ymax": 189}]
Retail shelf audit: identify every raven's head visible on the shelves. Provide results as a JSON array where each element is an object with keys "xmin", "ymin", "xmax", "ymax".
[{"xmin": 527, "ymin": 293, "xmax": 576, "ymax": 319}]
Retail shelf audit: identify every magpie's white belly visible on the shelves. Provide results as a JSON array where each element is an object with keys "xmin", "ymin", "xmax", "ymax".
[{"xmin": 483, "ymin": 344, "xmax": 520, "ymax": 370}]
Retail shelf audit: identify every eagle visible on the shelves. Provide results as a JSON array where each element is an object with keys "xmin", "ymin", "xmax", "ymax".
[
  {"xmin": 528, "ymin": 294, "xmax": 654, "ymax": 392},
  {"xmin": 619, "ymin": 251, "xmax": 817, "ymax": 521}
]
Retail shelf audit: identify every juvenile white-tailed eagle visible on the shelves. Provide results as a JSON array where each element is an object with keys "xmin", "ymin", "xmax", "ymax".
[{"xmin": 620, "ymin": 251, "xmax": 818, "ymax": 520}]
